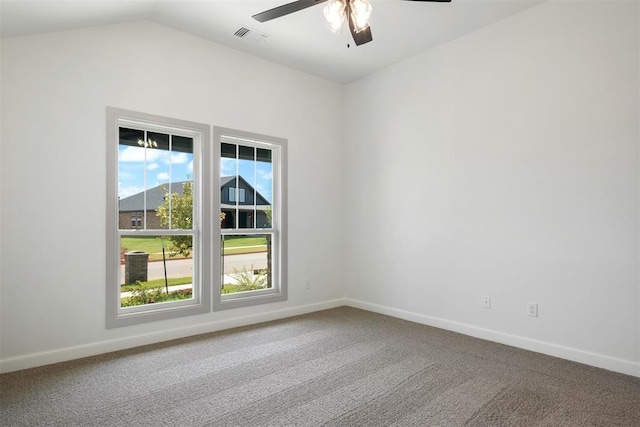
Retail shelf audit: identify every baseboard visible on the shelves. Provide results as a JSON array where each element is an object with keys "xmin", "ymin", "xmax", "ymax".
[
  {"xmin": 344, "ymin": 298, "xmax": 640, "ymax": 378},
  {"xmin": 4, "ymin": 298, "xmax": 638, "ymax": 378},
  {"xmin": 0, "ymin": 299, "xmax": 346, "ymax": 374}
]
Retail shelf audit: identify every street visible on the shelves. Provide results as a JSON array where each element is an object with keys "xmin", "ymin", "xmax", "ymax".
[{"xmin": 121, "ymin": 252, "xmax": 268, "ymax": 282}]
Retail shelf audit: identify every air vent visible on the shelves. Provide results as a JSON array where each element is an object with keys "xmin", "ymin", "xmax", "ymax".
[{"xmin": 234, "ymin": 27, "xmax": 270, "ymax": 45}]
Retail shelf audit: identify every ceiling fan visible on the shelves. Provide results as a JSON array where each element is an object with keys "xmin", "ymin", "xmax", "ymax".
[{"xmin": 252, "ymin": 0, "xmax": 452, "ymax": 47}]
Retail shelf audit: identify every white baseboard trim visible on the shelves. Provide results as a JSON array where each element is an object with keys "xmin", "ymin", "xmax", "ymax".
[
  {"xmin": 3, "ymin": 298, "xmax": 638, "ymax": 378},
  {"xmin": 0, "ymin": 299, "xmax": 345, "ymax": 374},
  {"xmin": 344, "ymin": 298, "xmax": 640, "ymax": 378}
]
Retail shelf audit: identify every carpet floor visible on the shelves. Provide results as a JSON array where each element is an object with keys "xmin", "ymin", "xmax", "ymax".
[{"xmin": 1, "ymin": 307, "xmax": 639, "ymax": 426}]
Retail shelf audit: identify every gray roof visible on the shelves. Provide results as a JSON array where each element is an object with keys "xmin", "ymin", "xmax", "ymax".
[
  {"xmin": 220, "ymin": 176, "xmax": 234, "ymax": 187},
  {"xmin": 119, "ymin": 181, "xmax": 188, "ymax": 212},
  {"xmin": 119, "ymin": 177, "xmax": 270, "ymax": 211}
]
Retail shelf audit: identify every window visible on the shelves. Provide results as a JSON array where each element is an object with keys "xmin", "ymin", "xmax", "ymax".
[
  {"xmin": 131, "ymin": 212, "xmax": 142, "ymax": 228},
  {"xmin": 229, "ymin": 187, "xmax": 245, "ymax": 203},
  {"xmin": 215, "ymin": 127, "xmax": 287, "ymax": 310},
  {"xmin": 107, "ymin": 111, "xmax": 286, "ymax": 326},
  {"xmin": 107, "ymin": 108, "xmax": 211, "ymax": 328}
]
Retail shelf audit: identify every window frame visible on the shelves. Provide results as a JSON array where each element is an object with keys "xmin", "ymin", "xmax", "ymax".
[
  {"xmin": 106, "ymin": 107, "xmax": 211, "ymax": 328},
  {"xmin": 213, "ymin": 127, "xmax": 288, "ymax": 310}
]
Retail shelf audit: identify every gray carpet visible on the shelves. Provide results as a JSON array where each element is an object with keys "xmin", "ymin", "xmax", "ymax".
[{"xmin": 1, "ymin": 307, "xmax": 639, "ymax": 426}]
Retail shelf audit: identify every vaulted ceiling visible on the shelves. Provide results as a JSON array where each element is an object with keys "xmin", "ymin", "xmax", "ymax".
[{"xmin": 0, "ymin": 0, "xmax": 544, "ymax": 83}]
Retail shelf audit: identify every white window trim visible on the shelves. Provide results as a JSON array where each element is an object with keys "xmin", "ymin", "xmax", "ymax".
[
  {"xmin": 213, "ymin": 127, "xmax": 288, "ymax": 310},
  {"xmin": 106, "ymin": 107, "xmax": 211, "ymax": 328}
]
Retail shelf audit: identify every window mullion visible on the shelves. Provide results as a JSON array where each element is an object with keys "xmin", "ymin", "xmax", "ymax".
[
  {"xmin": 143, "ymin": 130, "xmax": 148, "ymax": 230},
  {"xmin": 168, "ymin": 134, "xmax": 173, "ymax": 230}
]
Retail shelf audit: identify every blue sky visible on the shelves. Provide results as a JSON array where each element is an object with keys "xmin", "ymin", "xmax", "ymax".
[
  {"xmin": 119, "ymin": 145, "xmax": 273, "ymax": 203},
  {"xmin": 118, "ymin": 145, "xmax": 193, "ymax": 199},
  {"xmin": 220, "ymin": 156, "xmax": 273, "ymax": 203}
]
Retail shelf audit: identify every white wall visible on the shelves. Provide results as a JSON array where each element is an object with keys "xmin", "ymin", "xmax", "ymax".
[
  {"xmin": 0, "ymin": 22, "xmax": 345, "ymax": 371},
  {"xmin": 343, "ymin": 0, "xmax": 640, "ymax": 376},
  {"xmin": 2, "ymin": 1, "xmax": 639, "ymax": 378}
]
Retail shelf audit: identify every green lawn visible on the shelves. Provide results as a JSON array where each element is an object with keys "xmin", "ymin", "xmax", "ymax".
[
  {"xmin": 121, "ymin": 236, "xmax": 168, "ymax": 255},
  {"xmin": 221, "ymin": 284, "xmax": 267, "ymax": 294},
  {"xmin": 121, "ymin": 235, "xmax": 267, "ymax": 259},
  {"xmin": 222, "ymin": 236, "xmax": 267, "ymax": 248},
  {"xmin": 222, "ymin": 235, "xmax": 267, "ymax": 255},
  {"xmin": 121, "ymin": 276, "xmax": 193, "ymax": 291}
]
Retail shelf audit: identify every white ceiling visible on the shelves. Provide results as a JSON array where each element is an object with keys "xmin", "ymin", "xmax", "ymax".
[{"xmin": 0, "ymin": 0, "xmax": 544, "ymax": 83}]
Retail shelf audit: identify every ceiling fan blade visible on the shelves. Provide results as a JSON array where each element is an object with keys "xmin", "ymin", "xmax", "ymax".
[
  {"xmin": 350, "ymin": 25, "xmax": 372, "ymax": 46},
  {"xmin": 346, "ymin": 4, "xmax": 373, "ymax": 46},
  {"xmin": 253, "ymin": 0, "xmax": 328, "ymax": 23}
]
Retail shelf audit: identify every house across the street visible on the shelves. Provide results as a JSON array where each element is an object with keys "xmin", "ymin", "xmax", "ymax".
[{"xmin": 119, "ymin": 177, "xmax": 271, "ymax": 229}]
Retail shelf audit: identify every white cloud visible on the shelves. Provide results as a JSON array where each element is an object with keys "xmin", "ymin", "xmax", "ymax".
[
  {"xmin": 118, "ymin": 146, "xmax": 163, "ymax": 162},
  {"xmin": 187, "ymin": 160, "xmax": 193, "ymax": 174},
  {"xmin": 118, "ymin": 170, "xmax": 136, "ymax": 181},
  {"xmin": 257, "ymin": 169, "xmax": 273, "ymax": 181},
  {"xmin": 157, "ymin": 172, "xmax": 170, "ymax": 182},
  {"xmin": 147, "ymin": 162, "xmax": 159, "ymax": 170},
  {"xmin": 118, "ymin": 183, "xmax": 144, "ymax": 199},
  {"xmin": 220, "ymin": 158, "xmax": 235, "ymax": 176},
  {"xmin": 170, "ymin": 152, "xmax": 190, "ymax": 164}
]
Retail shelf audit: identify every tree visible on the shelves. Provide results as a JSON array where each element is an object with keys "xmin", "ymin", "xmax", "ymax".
[
  {"xmin": 156, "ymin": 181, "xmax": 227, "ymax": 257},
  {"xmin": 156, "ymin": 181, "xmax": 193, "ymax": 257}
]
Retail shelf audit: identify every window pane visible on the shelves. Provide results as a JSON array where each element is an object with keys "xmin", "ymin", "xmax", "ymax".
[
  {"xmin": 221, "ymin": 142, "xmax": 236, "ymax": 159},
  {"xmin": 237, "ymin": 145, "xmax": 255, "ymax": 229},
  {"xmin": 219, "ymin": 143, "xmax": 273, "ymax": 230},
  {"xmin": 118, "ymin": 127, "xmax": 194, "ymax": 231},
  {"xmin": 148, "ymin": 132, "xmax": 171, "ymax": 230},
  {"xmin": 120, "ymin": 235, "xmax": 194, "ymax": 307},
  {"xmin": 161, "ymin": 181, "xmax": 194, "ymax": 230},
  {"xmin": 221, "ymin": 144, "xmax": 237, "ymax": 229},
  {"xmin": 256, "ymin": 148, "xmax": 273, "ymax": 228},
  {"xmin": 221, "ymin": 234, "xmax": 272, "ymax": 294},
  {"xmin": 214, "ymin": 128, "xmax": 285, "ymax": 309},
  {"xmin": 118, "ymin": 128, "xmax": 146, "ymax": 229}
]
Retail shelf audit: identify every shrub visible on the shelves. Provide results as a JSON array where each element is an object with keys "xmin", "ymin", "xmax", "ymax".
[
  {"xmin": 222, "ymin": 268, "xmax": 267, "ymax": 294},
  {"xmin": 121, "ymin": 282, "xmax": 193, "ymax": 307},
  {"xmin": 121, "ymin": 283, "xmax": 164, "ymax": 307}
]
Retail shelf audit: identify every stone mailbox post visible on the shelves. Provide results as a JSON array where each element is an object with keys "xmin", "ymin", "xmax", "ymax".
[{"xmin": 124, "ymin": 250, "xmax": 149, "ymax": 284}]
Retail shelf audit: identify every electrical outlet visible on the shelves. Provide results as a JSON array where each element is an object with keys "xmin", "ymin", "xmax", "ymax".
[
  {"xmin": 305, "ymin": 279, "xmax": 310, "ymax": 290},
  {"xmin": 528, "ymin": 302, "xmax": 538, "ymax": 317},
  {"xmin": 482, "ymin": 296, "xmax": 491, "ymax": 309}
]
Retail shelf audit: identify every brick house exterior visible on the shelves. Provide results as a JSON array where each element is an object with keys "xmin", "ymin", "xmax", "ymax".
[{"xmin": 119, "ymin": 178, "xmax": 270, "ymax": 230}]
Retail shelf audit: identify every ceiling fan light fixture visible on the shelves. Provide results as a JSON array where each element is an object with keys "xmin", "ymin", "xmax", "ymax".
[
  {"xmin": 323, "ymin": 0, "xmax": 347, "ymax": 33},
  {"xmin": 252, "ymin": 0, "xmax": 450, "ymax": 47},
  {"xmin": 349, "ymin": 0, "xmax": 372, "ymax": 32},
  {"xmin": 324, "ymin": 0, "xmax": 373, "ymax": 34}
]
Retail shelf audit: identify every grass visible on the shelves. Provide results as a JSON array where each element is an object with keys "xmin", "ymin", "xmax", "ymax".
[
  {"xmin": 121, "ymin": 236, "xmax": 167, "ymax": 255},
  {"xmin": 222, "ymin": 236, "xmax": 267, "ymax": 247},
  {"xmin": 222, "ymin": 235, "xmax": 267, "ymax": 255},
  {"xmin": 121, "ymin": 235, "xmax": 267, "ymax": 260},
  {"xmin": 221, "ymin": 284, "xmax": 271, "ymax": 294},
  {"xmin": 121, "ymin": 276, "xmax": 192, "ymax": 290},
  {"xmin": 120, "ymin": 236, "xmax": 187, "ymax": 261}
]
